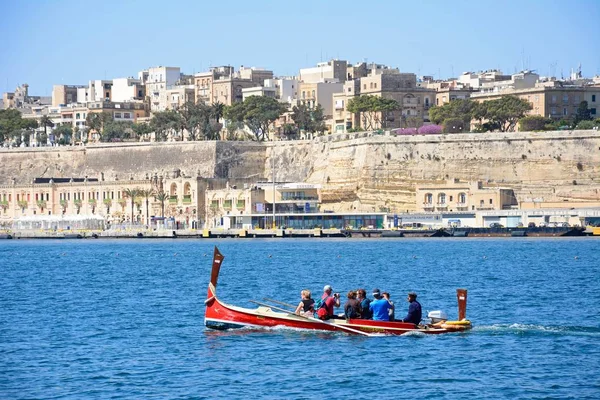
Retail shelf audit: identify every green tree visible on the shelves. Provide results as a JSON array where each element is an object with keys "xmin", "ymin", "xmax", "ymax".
[
  {"xmin": 150, "ymin": 110, "xmax": 180, "ymax": 141},
  {"xmin": 39, "ymin": 115, "xmax": 54, "ymax": 144},
  {"xmin": 429, "ymin": 99, "xmax": 477, "ymax": 127},
  {"xmin": 347, "ymin": 95, "xmax": 400, "ymax": 130},
  {"xmin": 291, "ymin": 103, "xmax": 326, "ymax": 134},
  {"xmin": 0, "ymin": 109, "xmax": 33, "ymax": 144},
  {"xmin": 123, "ymin": 188, "xmax": 141, "ymax": 225},
  {"xmin": 224, "ymin": 96, "xmax": 287, "ymax": 141},
  {"xmin": 132, "ymin": 122, "xmax": 152, "ymax": 140},
  {"xmin": 101, "ymin": 121, "xmax": 133, "ymax": 142},
  {"xmin": 479, "ymin": 95, "xmax": 532, "ymax": 132},
  {"xmin": 53, "ymin": 125, "xmax": 73, "ymax": 145},
  {"xmin": 154, "ymin": 190, "xmax": 169, "ymax": 218},
  {"xmin": 138, "ymin": 188, "xmax": 156, "ymax": 226},
  {"xmin": 574, "ymin": 101, "xmax": 592, "ymax": 125},
  {"xmin": 442, "ymin": 118, "xmax": 466, "ymax": 133},
  {"xmin": 576, "ymin": 120, "xmax": 599, "ymax": 130},
  {"xmin": 519, "ymin": 115, "xmax": 551, "ymax": 131},
  {"xmin": 211, "ymin": 101, "xmax": 225, "ymax": 122}
]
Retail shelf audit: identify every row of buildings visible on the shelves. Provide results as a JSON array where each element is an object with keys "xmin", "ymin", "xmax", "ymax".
[
  {"xmin": 3, "ymin": 62, "xmax": 600, "ymax": 145},
  {"xmin": 3, "ymin": 173, "xmax": 599, "ymax": 231}
]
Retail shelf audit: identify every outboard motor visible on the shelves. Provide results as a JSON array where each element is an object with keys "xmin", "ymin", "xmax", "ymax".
[{"xmin": 427, "ymin": 310, "xmax": 448, "ymax": 324}]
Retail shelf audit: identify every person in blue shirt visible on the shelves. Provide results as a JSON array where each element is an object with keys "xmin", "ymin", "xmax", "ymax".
[
  {"xmin": 357, "ymin": 288, "xmax": 372, "ymax": 319},
  {"xmin": 369, "ymin": 289, "xmax": 391, "ymax": 321},
  {"xmin": 402, "ymin": 292, "xmax": 422, "ymax": 326}
]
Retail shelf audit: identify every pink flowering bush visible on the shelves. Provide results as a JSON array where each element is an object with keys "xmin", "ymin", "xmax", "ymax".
[
  {"xmin": 417, "ymin": 125, "xmax": 443, "ymax": 135},
  {"xmin": 393, "ymin": 128, "xmax": 418, "ymax": 135}
]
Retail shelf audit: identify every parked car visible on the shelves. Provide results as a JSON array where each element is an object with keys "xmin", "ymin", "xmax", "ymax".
[{"xmin": 489, "ymin": 223, "xmax": 504, "ymax": 228}]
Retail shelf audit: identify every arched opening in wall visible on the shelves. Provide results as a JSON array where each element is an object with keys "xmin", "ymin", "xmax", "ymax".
[
  {"xmin": 438, "ymin": 193, "xmax": 446, "ymax": 205},
  {"xmin": 184, "ymin": 182, "xmax": 191, "ymax": 196},
  {"xmin": 170, "ymin": 183, "xmax": 178, "ymax": 196},
  {"xmin": 424, "ymin": 193, "xmax": 432, "ymax": 204}
]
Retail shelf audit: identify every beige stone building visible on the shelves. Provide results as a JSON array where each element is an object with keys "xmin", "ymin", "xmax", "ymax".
[
  {"xmin": 0, "ymin": 172, "xmax": 200, "ymax": 229},
  {"xmin": 299, "ymin": 60, "xmax": 347, "ymax": 84},
  {"xmin": 471, "ymin": 82, "xmax": 600, "ymax": 121},
  {"xmin": 52, "ymin": 84, "xmax": 85, "ymax": 107},
  {"xmin": 415, "ymin": 179, "xmax": 518, "ymax": 213},
  {"xmin": 194, "ymin": 66, "xmax": 273, "ymax": 106},
  {"xmin": 332, "ymin": 70, "xmax": 436, "ymax": 133}
]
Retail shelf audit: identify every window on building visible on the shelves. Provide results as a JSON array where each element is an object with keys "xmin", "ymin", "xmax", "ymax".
[
  {"xmin": 363, "ymin": 84, "xmax": 367, "ymax": 90},
  {"xmin": 312, "ymin": 90, "xmax": 315, "ymax": 98},
  {"xmin": 374, "ymin": 83, "xmax": 377, "ymax": 89},
  {"xmin": 563, "ymin": 107, "xmax": 568, "ymax": 115},
  {"xmin": 489, "ymin": 199, "xmax": 493, "ymax": 204},
  {"xmin": 449, "ymin": 195, "xmax": 453, "ymax": 202},
  {"xmin": 424, "ymin": 193, "xmax": 432, "ymax": 204},
  {"xmin": 591, "ymin": 108, "xmax": 597, "ymax": 115},
  {"xmin": 124, "ymin": 113, "xmax": 130, "ymax": 119},
  {"xmin": 593, "ymin": 95, "xmax": 597, "ymax": 102},
  {"xmin": 458, "ymin": 193, "xmax": 466, "ymax": 204},
  {"xmin": 551, "ymin": 95, "xmax": 557, "ymax": 103},
  {"xmin": 438, "ymin": 193, "xmax": 446, "ymax": 204},
  {"xmin": 574, "ymin": 95, "xmax": 580, "ymax": 103},
  {"xmin": 563, "ymin": 94, "xmax": 568, "ymax": 104}
]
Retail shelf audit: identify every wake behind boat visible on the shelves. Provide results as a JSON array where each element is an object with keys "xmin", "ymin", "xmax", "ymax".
[{"xmin": 204, "ymin": 247, "xmax": 472, "ymax": 336}]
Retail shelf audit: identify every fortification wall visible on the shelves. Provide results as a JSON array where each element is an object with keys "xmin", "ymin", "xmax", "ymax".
[{"xmin": 1, "ymin": 130, "xmax": 599, "ymax": 211}]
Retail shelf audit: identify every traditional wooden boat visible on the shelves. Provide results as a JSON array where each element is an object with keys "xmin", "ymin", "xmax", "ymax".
[{"xmin": 205, "ymin": 247, "xmax": 472, "ymax": 336}]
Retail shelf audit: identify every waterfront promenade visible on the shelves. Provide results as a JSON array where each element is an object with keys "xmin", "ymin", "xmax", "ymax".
[{"xmin": 2, "ymin": 225, "xmax": 596, "ymax": 239}]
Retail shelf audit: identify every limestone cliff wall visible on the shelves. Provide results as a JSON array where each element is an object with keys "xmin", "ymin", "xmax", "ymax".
[{"xmin": 1, "ymin": 130, "xmax": 599, "ymax": 211}]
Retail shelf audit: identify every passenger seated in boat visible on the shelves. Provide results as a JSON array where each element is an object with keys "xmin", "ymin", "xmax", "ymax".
[
  {"xmin": 294, "ymin": 289, "xmax": 315, "ymax": 318},
  {"xmin": 343, "ymin": 290, "xmax": 360, "ymax": 319},
  {"xmin": 369, "ymin": 289, "xmax": 392, "ymax": 321},
  {"xmin": 356, "ymin": 289, "xmax": 372, "ymax": 319},
  {"xmin": 318, "ymin": 285, "xmax": 340, "ymax": 320},
  {"xmin": 402, "ymin": 292, "xmax": 422, "ymax": 326},
  {"xmin": 382, "ymin": 292, "xmax": 395, "ymax": 321}
]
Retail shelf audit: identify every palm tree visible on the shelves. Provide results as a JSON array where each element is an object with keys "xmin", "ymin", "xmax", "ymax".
[
  {"xmin": 154, "ymin": 190, "xmax": 169, "ymax": 218},
  {"xmin": 123, "ymin": 188, "xmax": 141, "ymax": 226},
  {"xmin": 40, "ymin": 115, "xmax": 54, "ymax": 145},
  {"xmin": 211, "ymin": 101, "xmax": 225, "ymax": 122},
  {"xmin": 139, "ymin": 188, "xmax": 156, "ymax": 226}
]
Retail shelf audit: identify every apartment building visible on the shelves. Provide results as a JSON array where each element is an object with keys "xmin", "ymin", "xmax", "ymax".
[
  {"xmin": 52, "ymin": 84, "xmax": 85, "ymax": 106},
  {"xmin": 300, "ymin": 60, "xmax": 348, "ymax": 84},
  {"xmin": 332, "ymin": 70, "xmax": 435, "ymax": 133},
  {"xmin": 194, "ymin": 66, "xmax": 258, "ymax": 106},
  {"xmin": 140, "ymin": 66, "xmax": 181, "ymax": 111},
  {"xmin": 471, "ymin": 83, "xmax": 600, "ymax": 120}
]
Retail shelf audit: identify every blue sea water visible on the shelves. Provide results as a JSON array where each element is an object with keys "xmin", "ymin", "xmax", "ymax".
[{"xmin": 0, "ymin": 237, "xmax": 599, "ymax": 399}]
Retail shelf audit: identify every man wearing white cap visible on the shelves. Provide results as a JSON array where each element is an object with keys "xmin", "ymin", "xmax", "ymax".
[{"xmin": 317, "ymin": 285, "xmax": 340, "ymax": 319}]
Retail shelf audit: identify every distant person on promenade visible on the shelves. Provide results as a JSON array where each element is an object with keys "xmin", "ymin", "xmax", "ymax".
[
  {"xmin": 317, "ymin": 285, "xmax": 340, "ymax": 320},
  {"xmin": 344, "ymin": 290, "xmax": 361, "ymax": 319},
  {"xmin": 356, "ymin": 288, "xmax": 372, "ymax": 319},
  {"xmin": 369, "ymin": 289, "xmax": 392, "ymax": 321},
  {"xmin": 382, "ymin": 292, "xmax": 395, "ymax": 321},
  {"xmin": 294, "ymin": 289, "xmax": 315, "ymax": 318},
  {"xmin": 402, "ymin": 292, "xmax": 422, "ymax": 326}
]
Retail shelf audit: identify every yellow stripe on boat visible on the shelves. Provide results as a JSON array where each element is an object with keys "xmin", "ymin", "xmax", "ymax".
[{"xmin": 443, "ymin": 320, "xmax": 471, "ymax": 325}]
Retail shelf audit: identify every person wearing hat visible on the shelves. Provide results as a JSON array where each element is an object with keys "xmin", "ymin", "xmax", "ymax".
[
  {"xmin": 402, "ymin": 292, "xmax": 422, "ymax": 326},
  {"xmin": 369, "ymin": 288, "xmax": 392, "ymax": 321},
  {"xmin": 317, "ymin": 285, "xmax": 340, "ymax": 319}
]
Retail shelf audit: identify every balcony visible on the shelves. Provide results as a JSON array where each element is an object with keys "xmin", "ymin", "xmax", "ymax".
[
  {"xmin": 422, "ymin": 202, "xmax": 434, "ymax": 209},
  {"xmin": 183, "ymin": 195, "xmax": 192, "ymax": 204},
  {"xmin": 169, "ymin": 196, "xmax": 178, "ymax": 204},
  {"xmin": 236, "ymin": 201, "xmax": 246, "ymax": 209}
]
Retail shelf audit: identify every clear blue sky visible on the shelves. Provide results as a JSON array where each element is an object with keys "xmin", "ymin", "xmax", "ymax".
[{"xmin": 1, "ymin": 0, "xmax": 599, "ymax": 95}]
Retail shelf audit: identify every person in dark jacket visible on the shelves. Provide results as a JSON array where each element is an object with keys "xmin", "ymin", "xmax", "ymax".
[
  {"xmin": 402, "ymin": 292, "xmax": 422, "ymax": 325},
  {"xmin": 344, "ymin": 290, "xmax": 361, "ymax": 319}
]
